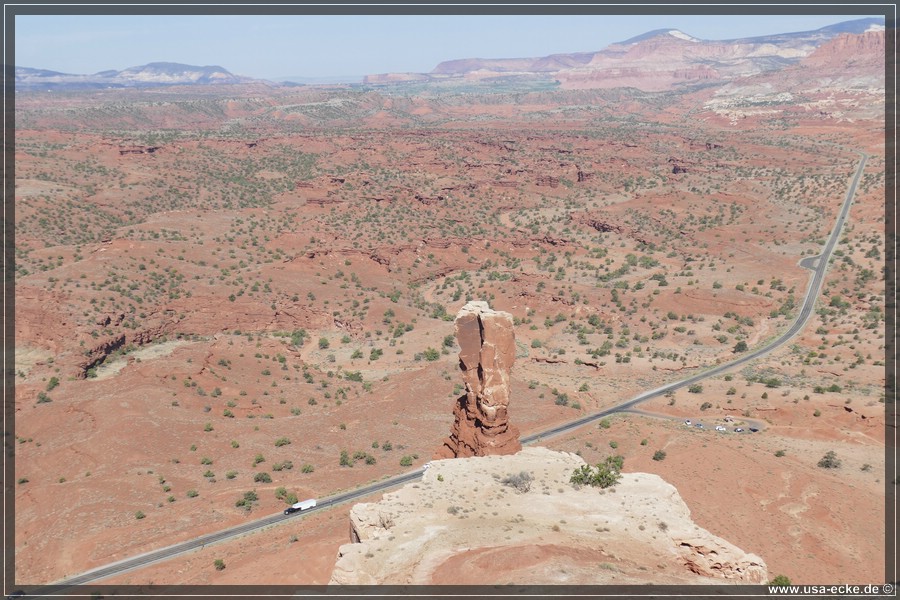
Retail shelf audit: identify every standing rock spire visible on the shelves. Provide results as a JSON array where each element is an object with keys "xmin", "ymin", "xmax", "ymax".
[{"xmin": 436, "ymin": 301, "xmax": 521, "ymax": 458}]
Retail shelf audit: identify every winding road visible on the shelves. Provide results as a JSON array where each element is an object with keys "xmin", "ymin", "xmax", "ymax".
[{"xmin": 34, "ymin": 150, "xmax": 867, "ymax": 592}]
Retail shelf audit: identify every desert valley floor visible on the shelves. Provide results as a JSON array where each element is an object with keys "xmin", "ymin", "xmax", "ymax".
[{"xmin": 12, "ymin": 38, "xmax": 889, "ymax": 587}]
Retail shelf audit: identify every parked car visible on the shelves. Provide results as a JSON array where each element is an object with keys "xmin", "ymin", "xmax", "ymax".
[
  {"xmin": 749, "ymin": 427, "xmax": 759, "ymax": 433},
  {"xmin": 715, "ymin": 425, "xmax": 726, "ymax": 432},
  {"xmin": 694, "ymin": 423, "xmax": 704, "ymax": 429},
  {"xmin": 684, "ymin": 419, "xmax": 692, "ymax": 426},
  {"xmin": 734, "ymin": 427, "xmax": 744, "ymax": 433}
]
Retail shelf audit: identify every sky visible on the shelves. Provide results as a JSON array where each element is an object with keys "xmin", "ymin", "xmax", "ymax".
[{"xmin": 13, "ymin": 12, "xmax": 885, "ymax": 81}]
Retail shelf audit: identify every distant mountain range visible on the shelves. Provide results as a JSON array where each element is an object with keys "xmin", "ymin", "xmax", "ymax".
[
  {"xmin": 364, "ymin": 17, "xmax": 886, "ymax": 91},
  {"xmin": 14, "ymin": 17, "xmax": 885, "ymax": 92},
  {"xmin": 14, "ymin": 62, "xmax": 254, "ymax": 90}
]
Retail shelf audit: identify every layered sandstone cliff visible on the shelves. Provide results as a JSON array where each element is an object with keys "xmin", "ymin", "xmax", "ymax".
[
  {"xmin": 803, "ymin": 30, "xmax": 885, "ymax": 68},
  {"xmin": 330, "ymin": 447, "xmax": 768, "ymax": 585},
  {"xmin": 436, "ymin": 301, "xmax": 521, "ymax": 458}
]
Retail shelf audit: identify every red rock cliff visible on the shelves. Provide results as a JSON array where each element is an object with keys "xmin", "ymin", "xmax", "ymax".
[{"xmin": 803, "ymin": 30, "xmax": 885, "ymax": 68}]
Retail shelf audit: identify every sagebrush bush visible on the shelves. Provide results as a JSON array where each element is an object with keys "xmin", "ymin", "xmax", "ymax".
[{"xmin": 501, "ymin": 471, "xmax": 534, "ymax": 493}]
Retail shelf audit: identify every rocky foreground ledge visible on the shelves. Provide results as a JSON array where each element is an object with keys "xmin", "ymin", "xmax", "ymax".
[{"xmin": 330, "ymin": 447, "xmax": 767, "ymax": 585}]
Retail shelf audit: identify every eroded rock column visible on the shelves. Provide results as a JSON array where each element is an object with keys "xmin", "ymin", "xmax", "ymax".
[{"xmin": 436, "ymin": 301, "xmax": 521, "ymax": 458}]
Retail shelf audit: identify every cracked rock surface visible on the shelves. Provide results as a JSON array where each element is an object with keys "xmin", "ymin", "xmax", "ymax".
[{"xmin": 437, "ymin": 301, "xmax": 521, "ymax": 458}]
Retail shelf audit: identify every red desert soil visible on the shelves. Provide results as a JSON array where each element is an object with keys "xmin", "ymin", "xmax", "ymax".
[{"xmin": 13, "ymin": 61, "xmax": 886, "ymax": 587}]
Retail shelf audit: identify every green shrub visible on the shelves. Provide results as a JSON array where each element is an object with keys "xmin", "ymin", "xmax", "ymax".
[
  {"xmin": 254, "ymin": 472, "xmax": 272, "ymax": 483},
  {"xmin": 135, "ymin": 511, "xmax": 146, "ymax": 520},
  {"xmin": 652, "ymin": 450, "xmax": 667, "ymax": 461},
  {"xmin": 817, "ymin": 451, "xmax": 840, "ymax": 469},
  {"xmin": 235, "ymin": 490, "xmax": 258, "ymax": 508},
  {"xmin": 399, "ymin": 455, "xmax": 413, "ymax": 467},
  {"xmin": 274, "ymin": 437, "xmax": 291, "ymax": 447},
  {"xmin": 570, "ymin": 456, "xmax": 623, "ymax": 489},
  {"xmin": 214, "ymin": 559, "xmax": 226, "ymax": 571}
]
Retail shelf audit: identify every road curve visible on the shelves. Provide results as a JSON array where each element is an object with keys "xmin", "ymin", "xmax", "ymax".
[
  {"xmin": 38, "ymin": 151, "xmax": 867, "ymax": 592},
  {"xmin": 528, "ymin": 149, "xmax": 866, "ymax": 442}
]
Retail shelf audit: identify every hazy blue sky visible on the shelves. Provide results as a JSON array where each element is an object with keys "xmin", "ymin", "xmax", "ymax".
[{"xmin": 14, "ymin": 13, "xmax": 883, "ymax": 80}]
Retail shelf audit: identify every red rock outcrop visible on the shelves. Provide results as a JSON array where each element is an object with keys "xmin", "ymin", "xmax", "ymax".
[
  {"xmin": 535, "ymin": 175, "xmax": 559, "ymax": 188},
  {"xmin": 436, "ymin": 301, "xmax": 521, "ymax": 458},
  {"xmin": 117, "ymin": 145, "xmax": 160, "ymax": 155},
  {"xmin": 803, "ymin": 30, "xmax": 885, "ymax": 69}
]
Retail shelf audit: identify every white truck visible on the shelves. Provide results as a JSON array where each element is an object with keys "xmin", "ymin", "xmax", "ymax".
[{"xmin": 284, "ymin": 498, "xmax": 316, "ymax": 515}]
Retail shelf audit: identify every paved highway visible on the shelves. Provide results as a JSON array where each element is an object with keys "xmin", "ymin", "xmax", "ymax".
[{"xmin": 37, "ymin": 151, "xmax": 867, "ymax": 592}]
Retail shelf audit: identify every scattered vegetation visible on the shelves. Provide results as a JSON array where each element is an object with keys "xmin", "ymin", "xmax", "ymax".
[{"xmin": 235, "ymin": 490, "xmax": 259, "ymax": 510}]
